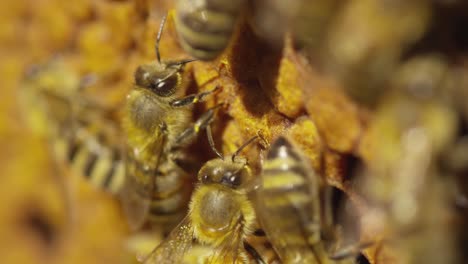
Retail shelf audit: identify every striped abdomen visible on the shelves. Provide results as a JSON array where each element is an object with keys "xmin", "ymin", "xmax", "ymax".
[
  {"xmin": 124, "ymin": 154, "xmax": 192, "ymax": 226},
  {"xmin": 175, "ymin": 0, "xmax": 245, "ymax": 60},
  {"xmin": 53, "ymin": 125, "xmax": 125, "ymax": 194},
  {"xmin": 148, "ymin": 166, "xmax": 192, "ymax": 224},
  {"xmin": 257, "ymin": 137, "xmax": 323, "ymax": 263}
]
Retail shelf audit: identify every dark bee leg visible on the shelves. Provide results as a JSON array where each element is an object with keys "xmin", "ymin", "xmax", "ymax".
[
  {"xmin": 244, "ymin": 241, "xmax": 266, "ymax": 264},
  {"xmin": 169, "ymin": 86, "xmax": 221, "ymax": 107},
  {"xmin": 172, "ymin": 103, "xmax": 223, "ymax": 148}
]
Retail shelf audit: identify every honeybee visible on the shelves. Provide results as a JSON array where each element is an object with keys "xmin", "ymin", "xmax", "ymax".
[
  {"xmin": 255, "ymin": 136, "xmax": 363, "ymax": 264},
  {"xmin": 141, "ymin": 135, "xmax": 264, "ymax": 264},
  {"xmin": 121, "ymin": 15, "xmax": 220, "ymax": 229},
  {"xmin": 174, "ymin": 0, "xmax": 246, "ymax": 60},
  {"xmin": 18, "ymin": 58, "xmax": 125, "ymax": 194}
]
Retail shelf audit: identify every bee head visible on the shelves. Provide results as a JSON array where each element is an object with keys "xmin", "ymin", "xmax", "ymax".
[
  {"xmin": 198, "ymin": 159, "xmax": 252, "ymax": 189},
  {"xmin": 134, "ymin": 63, "xmax": 181, "ymax": 97}
]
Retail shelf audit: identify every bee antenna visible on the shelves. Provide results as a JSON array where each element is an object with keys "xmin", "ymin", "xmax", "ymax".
[
  {"xmin": 155, "ymin": 14, "xmax": 167, "ymax": 63},
  {"xmin": 207, "ymin": 125, "xmax": 224, "ymax": 160},
  {"xmin": 166, "ymin": 59, "xmax": 198, "ymax": 68},
  {"xmin": 232, "ymin": 135, "xmax": 260, "ymax": 163}
]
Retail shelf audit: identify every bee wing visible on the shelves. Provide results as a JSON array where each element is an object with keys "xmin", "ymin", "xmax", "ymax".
[
  {"xmin": 120, "ymin": 131, "xmax": 167, "ymax": 230},
  {"xmin": 119, "ymin": 172, "xmax": 151, "ymax": 230},
  {"xmin": 142, "ymin": 216, "xmax": 194, "ymax": 264},
  {"xmin": 206, "ymin": 218, "xmax": 246, "ymax": 264}
]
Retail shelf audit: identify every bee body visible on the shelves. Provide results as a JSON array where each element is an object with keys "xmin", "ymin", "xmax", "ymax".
[
  {"xmin": 121, "ymin": 15, "xmax": 223, "ymax": 229},
  {"xmin": 175, "ymin": 0, "xmax": 245, "ymax": 60},
  {"xmin": 121, "ymin": 60, "xmax": 196, "ymax": 227},
  {"xmin": 257, "ymin": 137, "xmax": 356, "ymax": 264},
  {"xmin": 257, "ymin": 137, "xmax": 325, "ymax": 263},
  {"xmin": 143, "ymin": 137, "xmax": 261, "ymax": 264},
  {"xmin": 190, "ymin": 184, "xmax": 255, "ymax": 246},
  {"xmin": 20, "ymin": 59, "xmax": 125, "ymax": 194},
  {"xmin": 191, "ymin": 158, "xmax": 256, "ymax": 250}
]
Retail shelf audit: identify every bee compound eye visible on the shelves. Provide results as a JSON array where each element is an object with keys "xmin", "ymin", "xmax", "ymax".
[
  {"xmin": 221, "ymin": 171, "xmax": 242, "ymax": 187},
  {"xmin": 230, "ymin": 174, "xmax": 242, "ymax": 187},
  {"xmin": 150, "ymin": 74, "xmax": 177, "ymax": 97}
]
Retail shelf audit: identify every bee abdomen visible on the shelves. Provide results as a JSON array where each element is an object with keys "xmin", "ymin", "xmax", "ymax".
[
  {"xmin": 262, "ymin": 157, "xmax": 311, "ymax": 202},
  {"xmin": 258, "ymin": 137, "xmax": 323, "ymax": 260},
  {"xmin": 148, "ymin": 186, "xmax": 191, "ymax": 223},
  {"xmin": 55, "ymin": 133, "xmax": 125, "ymax": 194},
  {"xmin": 129, "ymin": 161, "xmax": 192, "ymax": 223},
  {"xmin": 175, "ymin": 0, "xmax": 245, "ymax": 60}
]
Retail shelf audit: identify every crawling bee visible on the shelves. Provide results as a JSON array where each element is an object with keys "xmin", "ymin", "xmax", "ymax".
[
  {"xmin": 18, "ymin": 59, "xmax": 125, "ymax": 194},
  {"xmin": 255, "ymin": 136, "xmax": 364, "ymax": 263},
  {"xmin": 142, "ymin": 134, "xmax": 266, "ymax": 264},
  {"xmin": 174, "ymin": 0, "xmax": 246, "ymax": 60},
  {"xmin": 121, "ymin": 15, "xmax": 220, "ymax": 229}
]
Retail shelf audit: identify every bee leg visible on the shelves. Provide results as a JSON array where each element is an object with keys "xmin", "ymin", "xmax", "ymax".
[
  {"xmin": 172, "ymin": 103, "xmax": 223, "ymax": 147},
  {"xmin": 244, "ymin": 241, "xmax": 266, "ymax": 264},
  {"xmin": 169, "ymin": 86, "xmax": 221, "ymax": 107}
]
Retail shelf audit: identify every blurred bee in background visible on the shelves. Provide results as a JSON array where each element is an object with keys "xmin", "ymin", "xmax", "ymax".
[
  {"xmin": 142, "ymin": 133, "xmax": 267, "ymax": 264},
  {"xmin": 255, "ymin": 136, "xmax": 366, "ymax": 264},
  {"xmin": 247, "ymin": 0, "xmax": 341, "ymax": 50},
  {"xmin": 174, "ymin": 0, "xmax": 246, "ymax": 60},
  {"xmin": 357, "ymin": 54, "xmax": 459, "ymax": 264},
  {"xmin": 19, "ymin": 58, "xmax": 82, "ymax": 139},
  {"xmin": 18, "ymin": 58, "xmax": 125, "ymax": 194},
  {"xmin": 121, "ymin": 14, "xmax": 221, "ymax": 230},
  {"xmin": 318, "ymin": 0, "xmax": 432, "ymax": 107}
]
